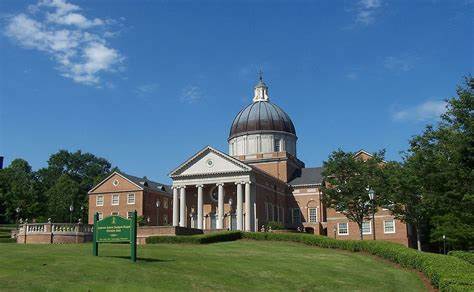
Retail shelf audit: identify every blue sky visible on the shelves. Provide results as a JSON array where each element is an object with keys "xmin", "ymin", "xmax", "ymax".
[{"xmin": 0, "ymin": 0, "xmax": 472, "ymax": 184}]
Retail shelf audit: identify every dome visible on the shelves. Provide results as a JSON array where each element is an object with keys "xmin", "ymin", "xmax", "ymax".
[{"xmin": 228, "ymin": 100, "xmax": 296, "ymax": 140}]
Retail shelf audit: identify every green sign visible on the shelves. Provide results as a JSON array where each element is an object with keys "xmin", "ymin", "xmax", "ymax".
[
  {"xmin": 97, "ymin": 216, "xmax": 131, "ymax": 242},
  {"xmin": 93, "ymin": 211, "xmax": 137, "ymax": 262}
]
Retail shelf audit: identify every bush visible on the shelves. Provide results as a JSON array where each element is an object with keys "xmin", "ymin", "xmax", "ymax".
[
  {"xmin": 0, "ymin": 238, "xmax": 15, "ymax": 243},
  {"xmin": 449, "ymin": 251, "xmax": 474, "ymax": 265},
  {"xmin": 146, "ymin": 231, "xmax": 242, "ymax": 244},
  {"xmin": 241, "ymin": 232, "xmax": 474, "ymax": 291},
  {"xmin": 265, "ymin": 221, "xmax": 285, "ymax": 230}
]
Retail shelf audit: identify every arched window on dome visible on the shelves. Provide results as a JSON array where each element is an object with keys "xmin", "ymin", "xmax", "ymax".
[{"xmin": 274, "ymin": 138, "xmax": 280, "ymax": 152}]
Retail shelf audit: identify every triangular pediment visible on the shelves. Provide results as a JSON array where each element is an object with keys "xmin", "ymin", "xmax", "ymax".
[{"xmin": 169, "ymin": 146, "xmax": 252, "ymax": 177}]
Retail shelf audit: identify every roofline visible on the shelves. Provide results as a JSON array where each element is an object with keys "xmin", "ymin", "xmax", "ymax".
[
  {"xmin": 228, "ymin": 130, "xmax": 297, "ymax": 141},
  {"xmin": 88, "ymin": 171, "xmax": 144, "ymax": 194},
  {"xmin": 169, "ymin": 145, "xmax": 252, "ymax": 177}
]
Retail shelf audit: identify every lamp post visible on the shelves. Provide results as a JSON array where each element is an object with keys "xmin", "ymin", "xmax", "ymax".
[
  {"xmin": 15, "ymin": 207, "xmax": 21, "ymax": 229},
  {"xmin": 368, "ymin": 189, "xmax": 376, "ymax": 240},
  {"xmin": 69, "ymin": 204, "xmax": 74, "ymax": 223},
  {"xmin": 156, "ymin": 200, "xmax": 161, "ymax": 226},
  {"xmin": 80, "ymin": 206, "xmax": 84, "ymax": 223},
  {"xmin": 443, "ymin": 235, "xmax": 446, "ymax": 255}
]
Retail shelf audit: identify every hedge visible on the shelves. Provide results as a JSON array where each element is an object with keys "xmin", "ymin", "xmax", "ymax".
[
  {"xmin": 242, "ymin": 232, "xmax": 474, "ymax": 291},
  {"xmin": 449, "ymin": 251, "xmax": 474, "ymax": 265},
  {"xmin": 146, "ymin": 231, "xmax": 242, "ymax": 244},
  {"xmin": 0, "ymin": 238, "xmax": 15, "ymax": 243}
]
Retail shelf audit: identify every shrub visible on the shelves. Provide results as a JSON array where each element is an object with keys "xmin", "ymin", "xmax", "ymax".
[
  {"xmin": 146, "ymin": 231, "xmax": 242, "ymax": 244},
  {"xmin": 265, "ymin": 221, "xmax": 285, "ymax": 230},
  {"xmin": 449, "ymin": 251, "xmax": 474, "ymax": 265},
  {"xmin": 0, "ymin": 238, "xmax": 15, "ymax": 243},
  {"xmin": 241, "ymin": 232, "xmax": 474, "ymax": 291}
]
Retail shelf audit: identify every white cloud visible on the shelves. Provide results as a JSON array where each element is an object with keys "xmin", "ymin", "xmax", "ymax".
[
  {"xmin": 392, "ymin": 100, "xmax": 447, "ymax": 122},
  {"xmin": 135, "ymin": 83, "xmax": 159, "ymax": 97},
  {"xmin": 180, "ymin": 85, "xmax": 202, "ymax": 104},
  {"xmin": 384, "ymin": 56, "xmax": 415, "ymax": 72},
  {"xmin": 355, "ymin": 0, "xmax": 382, "ymax": 26},
  {"xmin": 4, "ymin": 0, "xmax": 123, "ymax": 85}
]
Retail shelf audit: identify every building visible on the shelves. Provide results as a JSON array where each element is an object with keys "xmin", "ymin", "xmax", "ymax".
[
  {"xmin": 168, "ymin": 77, "xmax": 411, "ymax": 245},
  {"xmin": 87, "ymin": 77, "xmax": 411, "ymax": 246},
  {"xmin": 88, "ymin": 172, "xmax": 173, "ymax": 225}
]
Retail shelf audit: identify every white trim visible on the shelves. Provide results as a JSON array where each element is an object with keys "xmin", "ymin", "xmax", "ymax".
[
  {"xmin": 362, "ymin": 221, "xmax": 372, "ymax": 235},
  {"xmin": 337, "ymin": 222, "xmax": 349, "ymax": 235},
  {"xmin": 127, "ymin": 193, "xmax": 135, "ymax": 205},
  {"xmin": 88, "ymin": 171, "xmax": 144, "ymax": 194},
  {"xmin": 111, "ymin": 194, "xmax": 120, "ymax": 206},
  {"xmin": 308, "ymin": 207, "xmax": 318, "ymax": 223},
  {"xmin": 96, "ymin": 195, "xmax": 104, "ymax": 206},
  {"xmin": 97, "ymin": 212, "xmax": 103, "ymax": 220},
  {"xmin": 383, "ymin": 220, "xmax": 396, "ymax": 234}
]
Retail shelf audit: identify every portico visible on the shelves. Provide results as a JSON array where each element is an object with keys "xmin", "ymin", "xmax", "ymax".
[{"xmin": 169, "ymin": 146, "xmax": 256, "ymax": 231}]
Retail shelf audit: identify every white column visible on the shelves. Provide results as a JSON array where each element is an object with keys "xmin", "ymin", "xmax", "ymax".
[
  {"xmin": 245, "ymin": 182, "xmax": 252, "ymax": 231},
  {"xmin": 236, "ymin": 182, "xmax": 243, "ymax": 231},
  {"xmin": 217, "ymin": 183, "xmax": 224, "ymax": 229},
  {"xmin": 172, "ymin": 187, "xmax": 179, "ymax": 227},
  {"xmin": 179, "ymin": 186, "xmax": 186, "ymax": 227},
  {"xmin": 197, "ymin": 185, "xmax": 203, "ymax": 230}
]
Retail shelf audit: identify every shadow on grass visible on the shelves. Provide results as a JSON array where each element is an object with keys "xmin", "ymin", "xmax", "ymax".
[{"xmin": 106, "ymin": 255, "xmax": 174, "ymax": 263}]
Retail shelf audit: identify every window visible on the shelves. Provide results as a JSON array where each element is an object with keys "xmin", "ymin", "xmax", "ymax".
[
  {"xmin": 384, "ymin": 220, "xmax": 396, "ymax": 234},
  {"xmin": 97, "ymin": 212, "xmax": 103, "ymax": 220},
  {"xmin": 112, "ymin": 194, "xmax": 119, "ymax": 205},
  {"xmin": 292, "ymin": 208, "xmax": 301, "ymax": 224},
  {"xmin": 274, "ymin": 138, "xmax": 280, "ymax": 152},
  {"xmin": 338, "ymin": 222, "xmax": 349, "ymax": 235},
  {"xmin": 362, "ymin": 221, "xmax": 372, "ymax": 234},
  {"xmin": 111, "ymin": 212, "xmax": 119, "ymax": 216},
  {"xmin": 127, "ymin": 193, "xmax": 135, "ymax": 205},
  {"xmin": 127, "ymin": 212, "xmax": 134, "ymax": 219},
  {"xmin": 96, "ymin": 195, "xmax": 104, "ymax": 206},
  {"xmin": 308, "ymin": 208, "xmax": 318, "ymax": 223},
  {"xmin": 163, "ymin": 214, "xmax": 168, "ymax": 224},
  {"xmin": 163, "ymin": 198, "xmax": 168, "ymax": 209}
]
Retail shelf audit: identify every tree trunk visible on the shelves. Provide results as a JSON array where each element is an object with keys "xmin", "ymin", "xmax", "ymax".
[
  {"xmin": 416, "ymin": 228, "xmax": 422, "ymax": 251},
  {"xmin": 359, "ymin": 223, "xmax": 363, "ymax": 240}
]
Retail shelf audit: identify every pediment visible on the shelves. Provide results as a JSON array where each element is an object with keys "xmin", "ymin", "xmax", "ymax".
[{"xmin": 170, "ymin": 146, "xmax": 251, "ymax": 177}]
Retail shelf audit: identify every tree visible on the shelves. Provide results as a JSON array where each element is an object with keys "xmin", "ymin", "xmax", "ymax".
[
  {"xmin": 37, "ymin": 150, "xmax": 114, "ymax": 221},
  {"xmin": 381, "ymin": 161, "xmax": 429, "ymax": 251},
  {"xmin": 0, "ymin": 159, "xmax": 41, "ymax": 223},
  {"xmin": 46, "ymin": 174, "xmax": 80, "ymax": 222},
  {"xmin": 321, "ymin": 150, "xmax": 385, "ymax": 240},
  {"xmin": 404, "ymin": 77, "xmax": 474, "ymax": 250}
]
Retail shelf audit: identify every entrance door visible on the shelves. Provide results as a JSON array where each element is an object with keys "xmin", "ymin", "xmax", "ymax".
[
  {"xmin": 230, "ymin": 213, "xmax": 237, "ymax": 230},
  {"xmin": 210, "ymin": 213, "xmax": 216, "ymax": 229}
]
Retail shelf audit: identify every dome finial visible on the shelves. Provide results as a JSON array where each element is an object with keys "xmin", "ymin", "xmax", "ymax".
[{"xmin": 253, "ymin": 70, "xmax": 269, "ymax": 102}]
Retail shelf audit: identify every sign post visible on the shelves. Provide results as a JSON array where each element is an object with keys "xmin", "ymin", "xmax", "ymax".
[{"xmin": 92, "ymin": 210, "xmax": 137, "ymax": 262}]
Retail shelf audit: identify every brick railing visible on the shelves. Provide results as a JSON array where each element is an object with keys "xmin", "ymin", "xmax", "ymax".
[{"xmin": 17, "ymin": 222, "xmax": 93, "ymax": 244}]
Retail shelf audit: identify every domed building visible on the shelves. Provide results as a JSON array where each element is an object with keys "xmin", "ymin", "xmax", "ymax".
[
  {"xmin": 88, "ymin": 76, "xmax": 410, "ymax": 246},
  {"xmin": 168, "ymin": 77, "xmax": 320, "ymax": 233}
]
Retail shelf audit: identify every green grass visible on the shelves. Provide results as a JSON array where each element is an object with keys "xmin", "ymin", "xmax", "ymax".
[{"xmin": 0, "ymin": 240, "xmax": 427, "ymax": 291}]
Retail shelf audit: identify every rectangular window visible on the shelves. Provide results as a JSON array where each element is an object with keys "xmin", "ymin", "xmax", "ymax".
[
  {"xmin": 308, "ymin": 208, "xmax": 318, "ymax": 223},
  {"xmin": 292, "ymin": 208, "xmax": 301, "ymax": 224},
  {"xmin": 338, "ymin": 222, "xmax": 349, "ymax": 235},
  {"xmin": 111, "ymin": 212, "xmax": 119, "ymax": 216},
  {"xmin": 97, "ymin": 212, "xmax": 103, "ymax": 220},
  {"xmin": 274, "ymin": 138, "xmax": 280, "ymax": 152},
  {"xmin": 163, "ymin": 214, "xmax": 168, "ymax": 224},
  {"xmin": 163, "ymin": 199, "xmax": 168, "ymax": 209},
  {"xmin": 384, "ymin": 220, "xmax": 396, "ymax": 234},
  {"xmin": 96, "ymin": 195, "xmax": 104, "ymax": 206},
  {"xmin": 362, "ymin": 221, "xmax": 372, "ymax": 234},
  {"xmin": 112, "ymin": 194, "xmax": 119, "ymax": 205},
  {"xmin": 127, "ymin": 212, "xmax": 134, "ymax": 219},
  {"xmin": 127, "ymin": 193, "xmax": 135, "ymax": 205}
]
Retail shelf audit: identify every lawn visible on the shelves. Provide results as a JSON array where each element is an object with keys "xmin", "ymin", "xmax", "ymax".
[{"xmin": 0, "ymin": 240, "xmax": 427, "ymax": 291}]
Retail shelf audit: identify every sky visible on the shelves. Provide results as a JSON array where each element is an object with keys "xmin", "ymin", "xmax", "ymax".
[{"xmin": 0, "ymin": 0, "xmax": 473, "ymax": 184}]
